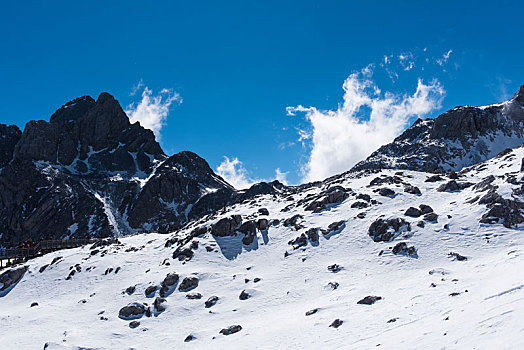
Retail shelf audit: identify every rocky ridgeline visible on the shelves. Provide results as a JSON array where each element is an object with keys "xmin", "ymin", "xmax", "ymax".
[
  {"xmin": 0, "ymin": 93, "xmax": 285, "ymax": 247},
  {"xmin": 353, "ymin": 85, "xmax": 524, "ymax": 173}
]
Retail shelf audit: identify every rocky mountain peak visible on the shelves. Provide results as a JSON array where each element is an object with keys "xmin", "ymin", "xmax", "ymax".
[
  {"xmin": 49, "ymin": 95, "xmax": 95, "ymax": 124},
  {"xmin": 510, "ymin": 84, "xmax": 524, "ymax": 105},
  {"xmin": 14, "ymin": 92, "xmax": 164, "ymax": 176},
  {"xmin": 0, "ymin": 93, "xmax": 269, "ymax": 246},
  {"xmin": 353, "ymin": 84, "xmax": 524, "ymax": 173}
]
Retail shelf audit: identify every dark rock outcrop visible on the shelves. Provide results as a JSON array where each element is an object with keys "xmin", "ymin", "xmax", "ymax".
[
  {"xmin": 288, "ymin": 234, "xmax": 307, "ymax": 248},
  {"xmin": 321, "ymin": 221, "xmax": 345, "ymax": 236},
  {"xmin": 449, "ymin": 252, "xmax": 468, "ymax": 261},
  {"xmin": 211, "ymin": 215, "xmax": 242, "ymax": 237},
  {"xmin": 368, "ymin": 218, "xmax": 411, "ymax": 242},
  {"xmin": 179, "ymin": 276, "xmax": 199, "ymax": 292},
  {"xmin": 424, "ymin": 212, "xmax": 439, "ymax": 222},
  {"xmin": 118, "ymin": 303, "xmax": 146, "ymax": 320},
  {"xmin": 205, "ymin": 296, "xmax": 219, "ymax": 308},
  {"xmin": 239, "ymin": 290, "xmax": 250, "ymax": 300},
  {"xmin": 0, "ymin": 266, "xmax": 27, "ymax": 296},
  {"xmin": 357, "ymin": 296, "xmax": 382, "ymax": 305},
  {"xmin": 220, "ymin": 325, "xmax": 242, "ymax": 335},
  {"xmin": 329, "ymin": 319, "xmax": 343, "ymax": 328},
  {"xmin": 392, "ymin": 242, "xmax": 417, "ymax": 257},
  {"xmin": 404, "ymin": 207, "xmax": 422, "ymax": 217},
  {"xmin": 305, "ymin": 308, "xmax": 319, "ymax": 316},
  {"xmin": 377, "ymin": 188, "xmax": 395, "ymax": 197},
  {"xmin": 404, "ymin": 185, "xmax": 421, "ymax": 195},
  {"xmin": 305, "ymin": 228, "xmax": 319, "ymax": 243},
  {"xmin": 304, "ymin": 186, "xmax": 349, "ymax": 212},
  {"xmin": 159, "ymin": 272, "xmax": 179, "ymax": 297},
  {"xmin": 238, "ymin": 220, "xmax": 257, "ymax": 245},
  {"xmin": 153, "ymin": 297, "xmax": 167, "ymax": 312}
]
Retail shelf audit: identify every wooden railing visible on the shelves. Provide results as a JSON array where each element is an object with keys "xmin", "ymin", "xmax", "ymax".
[{"xmin": 0, "ymin": 238, "xmax": 98, "ymax": 268}]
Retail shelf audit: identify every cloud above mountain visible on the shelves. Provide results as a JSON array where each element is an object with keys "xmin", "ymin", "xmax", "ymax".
[
  {"xmin": 126, "ymin": 86, "xmax": 182, "ymax": 139},
  {"xmin": 287, "ymin": 66, "xmax": 445, "ymax": 182},
  {"xmin": 216, "ymin": 156, "xmax": 288, "ymax": 189}
]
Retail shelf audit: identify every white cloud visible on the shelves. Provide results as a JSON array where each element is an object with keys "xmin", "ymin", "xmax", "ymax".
[
  {"xmin": 398, "ymin": 52, "xmax": 415, "ymax": 71},
  {"xmin": 126, "ymin": 86, "xmax": 182, "ymax": 139},
  {"xmin": 129, "ymin": 79, "xmax": 144, "ymax": 96},
  {"xmin": 436, "ymin": 50, "xmax": 453, "ymax": 66},
  {"xmin": 287, "ymin": 67, "xmax": 445, "ymax": 182},
  {"xmin": 216, "ymin": 157, "xmax": 289, "ymax": 189},
  {"xmin": 274, "ymin": 168, "xmax": 289, "ymax": 185},
  {"xmin": 216, "ymin": 157, "xmax": 255, "ymax": 190}
]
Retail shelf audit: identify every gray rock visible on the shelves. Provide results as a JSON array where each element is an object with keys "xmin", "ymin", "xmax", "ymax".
[
  {"xmin": 404, "ymin": 185, "xmax": 421, "ymax": 195},
  {"xmin": 257, "ymin": 218, "xmax": 269, "ymax": 230},
  {"xmin": 329, "ymin": 319, "xmax": 343, "ymax": 328},
  {"xmin": 425, "ymin": 175, "xmax": 444, "ymax": 182},
  {"xmin": 172, "ymin": 247, "xmax": 194, "ymax": 261},
  {"xmin": 404, "ymin": 207, "xmax": 422, "ymax": 217},
  {"xmin": 449, "ymin": 252, "xmax": 467, "ymax": 261},
  {"xmin": 437, "ymin": 180, "xmax": 460, "ymax": 192},
  {"xmin": 118, "ymin": 303, "xmax": 146, "ymax": 320},
  {"xmin": 377, "ymin": 188, "xmax": 395, "ymax": 197},
  {"xmin": 305, "ymin": 228, "xmax": 319, "ymax": 243},
  {"xmin": 305, "ymin": 308, "xmax": 319, "ymax": 316},
  {"xmin": 327, "ymin": 264, "xmax": 342, "ymax": 273},
  {"xmin": 258, "ymin": 208, "xmax": 269, "ymax": 216},
  {"xmin": 321, "ymin": 221, "xmax": 345, "ymax": 235},
  {"xmin": 0, "ymin": 266, "xmax": 27, "ymax": 295},
  {"xmin": 145, "ymin": 285, "xmax": 157, "ymax": 297},
  {"xmin": 357, "ymin": 296, "xmax": 382, "ymax": 305},
  {"xmin": 186, "ymin": 293, "xmax": 202, "ymax": 300},
  {"xmin": 220, "ymin": 325, "xmax": 242, "ymax": 335},
  {"xmin": 327, "ymin": 282, "xmax": 339, "ymax": 290},
  {"xmin": 356, "ymin": 193, "xmax": 371, "ymax": 201},
  {"xmin": 179, "ymin": 276, "xmax": 199, "ymax": 292},
  {"xmin": 211, "ymin": 216, "xmax": 242, "ymax": 237},
  {"xmin": 392, "ymin": 242, "xmax": 417, "ymax": 257},
  {"xmin": 283, "ymin": 214, "xmax": 303, "ymax": 228},
  {"xmin": 238, "ymin": 220, "xmax": 257, "ymax": 245},
  {"xmin": 419, "ymin": 204, "xmax": 434, "ymax": 214},
  {"xmin": 368, "ymin": 218, "xmax": 411, "ymax": 242},
  {"xmin": 288, "ymin": 233, "xmax": 307, "ymax": 248},
  {"xmin": 239, "ymin": 290, "xmax": 250, "ymax": 300},
  {"xmin": 162, "ymin": 272, "xmax": 180, "ymax": 287},
  {"xmin": 153, "ymin": 297, "xmax": 166, "ymax": 312},
  {"xmin": 351, "ymin": 201, "xmax": 368, "ymax": 209},
  {"xmin": 205, "ymin": 296, "xmax": 219, "ymax": 308},
  {"xmin": 423, "ymin": 212, "xmax": 438, "ymax": 222},
  {"xmin": 184, "ymin": 334, "xmax": 195, "ymax": 342}
]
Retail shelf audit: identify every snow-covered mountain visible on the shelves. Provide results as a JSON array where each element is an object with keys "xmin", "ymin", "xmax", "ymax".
[
  {"xmin": 1, "ymin": 88, "xmax": 524, "ymax": 349},
  {"xmin": 353, "ymin": 85, "xmax": 524, "ymax": 173},
  {"xmin": 1, "ymin": 139, "xmax": 523, "ymax": 349},
  {"xmin": 2, "ymin": 86, "xmax": 523, "ymax": 248}
]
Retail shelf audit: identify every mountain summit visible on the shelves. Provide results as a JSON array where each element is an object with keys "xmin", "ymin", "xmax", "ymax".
[
  {"xmin": 353, "ymin": 84, "xmax": 524, "ymax": 173},
  {"xmin": 0, "ymin": 93, "xmax": 283, "ymax": 247}
]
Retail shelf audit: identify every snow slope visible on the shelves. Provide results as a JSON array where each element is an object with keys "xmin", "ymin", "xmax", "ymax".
[{"xmin": 1, "ymin": 146, "xmax": 523, "ymax": 350}]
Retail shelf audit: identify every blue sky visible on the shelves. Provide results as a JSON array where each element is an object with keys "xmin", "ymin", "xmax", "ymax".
[{"xmin": 1, "ymin": 1, "xmax": 523, "ymax": 186}]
